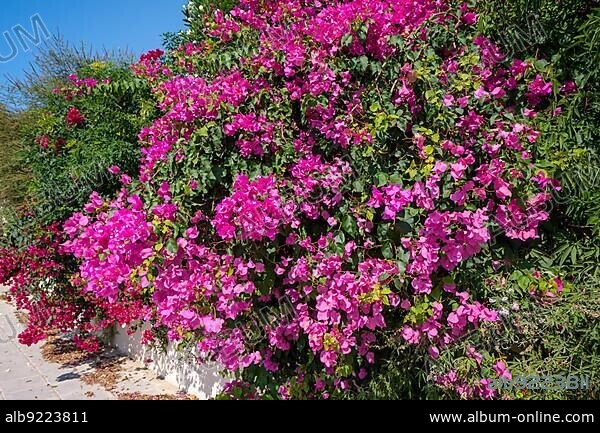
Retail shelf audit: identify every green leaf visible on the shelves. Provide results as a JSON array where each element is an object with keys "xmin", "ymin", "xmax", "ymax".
[
  {"xmin": 517, "ymin": 275, "xmax": 531, "ymax": 291},
  {"xmin": 382, "ymin": 242, "xmax": 394, "ymax": 259},
  {"xmin": 570, "ymin": 247, "xmax": 578, "ymax": 265},
  {"xmin": 376, "ymin": 172, "xmax": 389, "ymax": 186},
  {"xmin": 342, "ymin": 215, "xmax": 358, "ymax": 237},
  {"xmin": 165, "ymin": 238, "xmax": 179, "ymax": 254},
  {"xmin": 341, "ymin": 33, "xmax": 353, "ymax": 47},
  {"xmin": 358, "ymin": 55, "xmax": 369, "ymax": 72},
  {"xmin": 352, "ymin": 180, "xmax": 364, "ymax": 193}
]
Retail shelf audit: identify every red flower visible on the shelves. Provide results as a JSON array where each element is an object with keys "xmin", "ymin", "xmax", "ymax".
[
  {"xmin": 73, "ymin": 334, "xmax": 101, "ymax": 353},
  {"xmin": 66, "ymin": 107, "xmax": 86, "ymax": 126},
  {"xmin": 35, "ymin": 135, "xmax": 50, "ymax": 149}
]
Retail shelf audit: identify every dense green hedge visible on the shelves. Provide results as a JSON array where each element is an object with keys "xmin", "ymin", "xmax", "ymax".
[{"xmin": 0, "ymin": 106, "xmax": 29, "ymax": 213}]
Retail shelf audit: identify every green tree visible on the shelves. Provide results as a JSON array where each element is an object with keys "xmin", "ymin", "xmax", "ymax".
[{"xmin": 0, "ymin": 105, "xmax": 29, "ymax": 215}]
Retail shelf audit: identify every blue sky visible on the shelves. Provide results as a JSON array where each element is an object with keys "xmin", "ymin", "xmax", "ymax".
[{"xmin": 0, "ymin": 0, "xmax": 186, "ymax": 83}]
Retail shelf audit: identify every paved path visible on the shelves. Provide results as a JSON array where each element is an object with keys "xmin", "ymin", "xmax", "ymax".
[{"xmin": 0, "ymin": 290, "xmax": 179, "ymax": 400}]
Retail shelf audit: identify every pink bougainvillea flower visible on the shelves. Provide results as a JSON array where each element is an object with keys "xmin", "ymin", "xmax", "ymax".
[{"xmin": 493, "ymin": 360, "xmax": 512, "ymax": 380}]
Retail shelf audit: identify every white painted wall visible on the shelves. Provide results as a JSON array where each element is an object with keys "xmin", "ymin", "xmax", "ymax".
[{"xmin": 111, "ymin": 327, "xmax": 227, "ymax": 399}]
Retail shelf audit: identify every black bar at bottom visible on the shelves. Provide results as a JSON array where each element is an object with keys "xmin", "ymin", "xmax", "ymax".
[{"xmin": 0, "ymin": 399, "xmax": 598, "ymax": 427}]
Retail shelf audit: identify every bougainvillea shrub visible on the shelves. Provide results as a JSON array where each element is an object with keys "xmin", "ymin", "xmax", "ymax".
[
  {"xmin": 56, "ymin": 0, "xmax": 576, "ymax": 399},
  {"xmin": 2, "ymin": 0, "xmax": 579, "ymax": 399}
]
